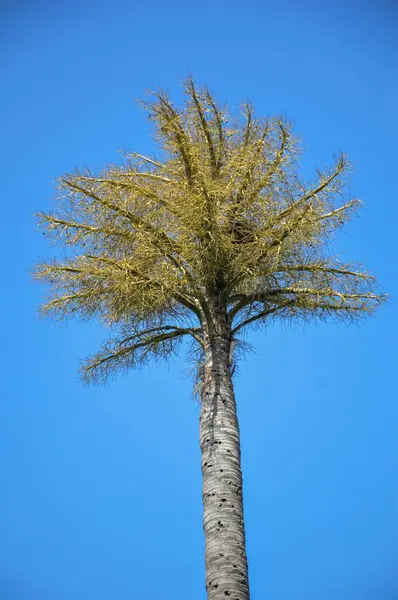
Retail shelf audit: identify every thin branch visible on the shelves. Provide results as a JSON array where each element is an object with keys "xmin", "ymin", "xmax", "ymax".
[
  {"xmin": 315, "ymin": 198, "xmax": 361, "ymax": 222},
  {"xmin": 82, "ymin": 254, "xmax": 202, "ymax": 318},
  {"xmin": 268, "ymin": 287, "xmax": 383, "ymax": 301},
  {"xmin": 128, "ymin": 152, "xmax": 166, "ymax": 169},
  {"xmin": 205, "ymin": 90, "xmax": 224, "ymax": 169},
  {"xmin": 232, "ymin": 300, "xmax": 295, "ymax": 334},
  {"xmin": 242, "ymin": 102, "xmax": 253, "ymax": 148},
  {"xmin": 77, "ymin": 172, "xmax": 176, "ymax": 186},
  {"xmin": 235, "ymin": 123, "xmax": 270, "ymax": 202},
  {"xmin": 266, "ymin": 204, "xmax": 313, "ymax": 249},
  {"xmin": 229, "ymin": 287, "xmax": 382, "ymax": 321},
  {"xmin": 299, "ymin": 153, "xmax": 347, "ymax": 203},
  {"xmin": 155, "ymin": 92, "xmax": 196, "ymax": 185},
  {"xmin": 61, "ymin": 178, "xmax": 158, "ymax": 232},
  {"xmin": 40, "ymin": 289, "xmax": 110, "ymax": 315},
  {"xmin": 273, "ymin": 264, "xmax": 374, "ymax": 280},
  {"xmin": 36, "ymin": 213, "xmax": 131, "ymax": 239},
  {"xmin": 83, "ymin": 327, "xmax": 200, "ymax": 382},
  {"xmin": 246, "ymin": 121, "xmax": 289, "ymax": 200},
  {"xmin": 121, "ymin": 324, "xmax": 204, "ymax": 347},
  {"xmin": 122, "ymin": 171, "xmax": 176, "ymax": 184},
  {"xmin": 264, "ymin": 154, "xmax": 348, "ymax": 230},
  {"xmin": 61, "ymin": 178, "xmax": 185, "ymax": 260},
  {"xmin": 187, "ymin": 77, "xmax": 218, "ymax": 175},
  {"xmin": 71, "ymin": 174, "xmax": 174, "ymax": 210}
]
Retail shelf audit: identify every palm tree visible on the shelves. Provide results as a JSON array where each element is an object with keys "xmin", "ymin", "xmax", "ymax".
[{"xmin": 35, "ymin": 77, "xmax": 384, "ymax": 600}]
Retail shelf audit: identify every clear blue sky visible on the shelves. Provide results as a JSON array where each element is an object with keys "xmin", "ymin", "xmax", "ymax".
[{"xmin": 1, "ymin": 1, "xmax": 397, "ymax": 598}]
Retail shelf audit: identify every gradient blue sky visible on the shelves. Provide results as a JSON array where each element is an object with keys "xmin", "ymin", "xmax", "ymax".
[{"xmin": 1, "ymin": 1, "xmax": 398, "ymax": 599}]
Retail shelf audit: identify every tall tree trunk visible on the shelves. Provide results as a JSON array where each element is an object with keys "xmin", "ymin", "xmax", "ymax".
[{"xmin": 200, "ymin": 308, "xmax": 250, "ymax": 600}]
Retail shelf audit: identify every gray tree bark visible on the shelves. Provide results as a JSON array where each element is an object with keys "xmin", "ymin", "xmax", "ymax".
[{"xmin": 200, "ymin": 303, "xmax": 250, "ymax": 600}]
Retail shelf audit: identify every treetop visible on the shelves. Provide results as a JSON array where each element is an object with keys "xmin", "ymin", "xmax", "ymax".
[{"xmin": 34, "ymin": 77, "xmax": 385, "ymax": 383}]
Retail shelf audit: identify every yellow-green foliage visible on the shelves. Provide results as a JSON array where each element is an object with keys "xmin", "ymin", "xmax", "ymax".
[{"xmin": 35, "ymin": 77, "xmax": 385, "ymax": 382}]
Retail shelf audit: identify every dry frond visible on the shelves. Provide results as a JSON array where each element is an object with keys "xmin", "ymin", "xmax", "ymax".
[{"xmin": 35, "ymin": 77, "xmax": 385, "ymax": 383}]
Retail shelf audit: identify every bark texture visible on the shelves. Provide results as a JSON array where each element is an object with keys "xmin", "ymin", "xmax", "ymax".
[{"xmin": 200, "ymin": 306, "xmax": 250, "ymax": 600}]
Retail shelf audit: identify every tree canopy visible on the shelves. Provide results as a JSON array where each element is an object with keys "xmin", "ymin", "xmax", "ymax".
[{"xmin": 35, "ymin": 77, "xmax": 385, "ymax": 383}]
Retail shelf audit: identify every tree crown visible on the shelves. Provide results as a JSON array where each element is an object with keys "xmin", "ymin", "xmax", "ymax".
[{"xmin": 35, "ymin": 77, "xmax": 385, "ymax": 383}]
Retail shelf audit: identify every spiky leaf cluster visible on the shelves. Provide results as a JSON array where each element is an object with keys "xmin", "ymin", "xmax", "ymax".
[{"xmin": 35, "ymin": 77, "xmax": 385, "ymax": 383}]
